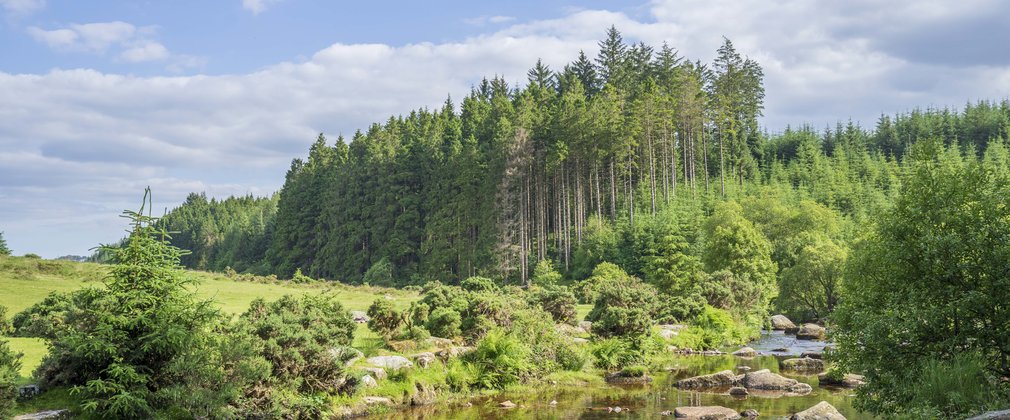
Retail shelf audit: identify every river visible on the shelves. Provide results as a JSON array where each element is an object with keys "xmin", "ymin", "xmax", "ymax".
[{"xmin": 385, "ymin": 330, "xmax": 871, "ymax": 419}]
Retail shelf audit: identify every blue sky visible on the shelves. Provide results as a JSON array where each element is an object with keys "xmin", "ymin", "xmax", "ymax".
[{"xmin": 1, "ymin": 0, "xmax": 1009, "ymax": 257}]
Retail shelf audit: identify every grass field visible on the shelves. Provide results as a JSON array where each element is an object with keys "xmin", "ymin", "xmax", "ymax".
[{"xmin": 0, "ymin": 255, "xmax": 418, "ymax": 380}]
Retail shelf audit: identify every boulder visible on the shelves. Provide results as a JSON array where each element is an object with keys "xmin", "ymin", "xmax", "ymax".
[
  {"xmin": 731, "ymin": 347, "xmax": 757, "ymax": 357},
  {"xmin": 780, "ymin": 357, "xmax": 826, "ymax": 372},
  {"xmin": 556, "ymin": 323, "xmax": 587, "ymax": 336},
  {"xmin": 363, "ymin": 367, "xmax": 387, "ymax": 381},
  {"xmin": 363, "ymin": 396, "xmax": 393, "ymax": 406},
  {"xmin": 740, "ymin": 369, "xmax": 813, "ymax": 394},
  {"xmin": 729, "ymin": 386, "xmax": 749, "ymax": 396},
  {"xmin": 661, "ymin": 410, "xmax": 674, "ymax": 416},
  {"xmin": 796, "ymin": 323, "xmax": 826, "ymax": 340},
  {"xmin": 818, "ymin": 373, "xmax": 865, "ymax": 388},
  {"xmin": 360, "ymin": 374, "xmax": 378, "ymax": 388},
  {"xmin": 13, "ymin": 410, "xmax": 68, "ymax": 420},
  {"xmin": 410, "ymin": 383, "xmax": 437, "ymax": 406},
  {"xmin": 436, "ymin": 346, "xmax": 474, "ymax": 360},
  {"xmin": 499, "ymin": 400, "xmax": 517, "ymax": 408},
  {"xmin": 968, "ymin": 410, "xmax": 1010, "ymax": 420},
  {"xmin": 425, "ymin": 336, "xmax": 454, "ymax": 348},
  {"xmin": 674, "ymin": 406, "xmax": 742, "ymax": 419},
  {"xmin": 605, "ymin": 373, "xmax": 653, "ymax": 385},
  {"xmin": 578, "ymin": 320, "xmax": 593, "ymax": 332},
  {"xmin": 367, "ymin": 355, "xmax": 413, "ymax": 370},
  {"xmin": 770, "ymin": 314, "xmax": 796, "ymax": 330},
  {"xmin": 741, "ymin": 409, "xmax": 760, "ymax": 418},
  {"xmin": 790, "ymin": 401, "xmax": 846, "ymax": 420},
  {"xmin": 659, "ymin": 329, "xmax": 679, "ymax": 339},
  {"xmin": 413, "ymin": 352, "xmax": 437, "ymax": 368},
  {"xmin": 736, "ymin": 366, "xmax": 751, "ymax": 372},
  {"xmin": 351, "ymin": 310, "xmax": 370, "ymax": 323},
  {"xmin": 772, "ymin": 347, "xmax": 789, "ymax": 352},
  {"xmin": 674, "ymin": 370, "xmax": 741, "ymax": 389},
  {"xmin": 800, "ymin": 352, "xmax": 823, "ymax": 359}
]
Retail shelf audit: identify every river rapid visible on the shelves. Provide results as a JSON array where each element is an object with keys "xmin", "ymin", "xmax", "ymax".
[{"xmin": 386, "ymin": 330, "xmax": 871, "ymax": 419}]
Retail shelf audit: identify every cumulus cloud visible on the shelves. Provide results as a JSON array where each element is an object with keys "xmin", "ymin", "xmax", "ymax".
[
  {"xmin": 463, "ymin": 15, "xmax": 516, "ymax": 26},
  {"xmin": 27, "ymin": 21, "xmax": 174, "ymax": 64},
  {"xmin": 3, "ymin": 0, "xmax": 1010, "ymax": 256},
  {"xmin": 242, "ymin": 0, "xmax": 282, "ymax": 15}
]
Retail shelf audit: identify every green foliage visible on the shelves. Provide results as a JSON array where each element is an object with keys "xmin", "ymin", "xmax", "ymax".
[
  {"xmin": 702, "ymin": 201, "xmax": 777, "ymax": 326},
  {"xmin": 777, "ymin": 233, "xmax": 846, "ymax": 321},
  {"xmin": 0, "ymin": 339, "xmax": 21, "ymax": 418},
  {"xmin": 618, "ymin": 365, "xmax": 647, "ymax": 377},
  {"xmin": 574, "ymin": 261, "xmax": 631, "ymax": 304},
  {"xmin": 426, "ymin": 307, "xmax": 461, "ymax": 339},
  {"xmin": 585, "ymin": 265, "xmax": 658, "ymax": 338},
  {"xmin": 366, "ymin": 298, "xmax": 403, "ymax": 338},
  {"xmin": 291, "ymin": 267, "xmax": 314, "ymax": 283},
  {"xmin": 530, "ymin": 286, "xmax": 577, "ymax": 325},
  {"xmin": 0, "ymin": 306, "xmax": 11, "ymax": 336},
  {"xmin": 36, "ymin": 192, "xmax": 224, "ymax": 418},
  {"xmin": 459, "ymin": 276, "xmax": 497, "ymax": 292},
  {"xmin": 10, "ymin": 289, "xmax": 101, "ymax": 339},
  {"xmin": 531, "ymin": 259, "xmax": 562, "ymax": 286},
  {"xmin": 0, "ymin": 232, "xmax": 10, "ymax": 256},
  {"xmin": 571, "ymin": 217, "xmax": 618, "ymax": 279},
  {"xmin": 362, "ymin": 258, "xmax": 394, "ymax": 287},
  {"xmin": 590, "ymin": 338, "xmax": 643, "ymax": 371},
  {"xmin": 23, "ymin": 253, "xmax": 40, "ymax": 259},
  {"xmin": 467, "ymin": 329, "xmax": 532, "ymax": 390},
  {"xmin": 835, "ymin": 140, "xmax": 1010, "ymax": 417}
]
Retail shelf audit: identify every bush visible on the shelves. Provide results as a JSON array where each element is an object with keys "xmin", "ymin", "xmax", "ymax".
[
  {"xmin": 444, "ymin": 358, "xmax": 477, "ymax": 392},
  {"xmin": 11, "ymin": 288, "xmax": 104, "ymax": 339},
  {"xmin": 23, "ymin": 253, "xmax": 41, "ymax": 259},
  {"xmin": 0, "ymin": 339, "xmax": 21, "ymax": 418},
  {"xmin": 901, "ymin": 353, "xmax": 1009, "ymax": 417},
  {"xmin": 531, "ymin": 259, "xmax": 562, "ymax": 286},
  {"xmin": 586, "ymin": 268, "xmax": 658, "ymax": 338},
  {"xmin": 590, "ymin": 338, "xmax": 642, "ymax": 371},
  {"xmin": 426, "ymin": 307, "xmax": 462, "ymax": 339},
  {"xmin": 460, "ymin": 276, "xmax": 497, "ymax": 292},
  {"xmin": 291, "ymin": 268, "xmax": 314, "ymax": 283},
  {"xmin": 654, "ymin": 291, "xmax": 705, "ymax": 323},
  {"xmin": 398, "ymin": 325, "xmax": 430, "ymax": 341},
  {"xmin": 618, "ymin": 365, "xmax": 647, "ymax": 378},
  {"xmin": 467, "ymin": 329, "xmax": 532, "ymax": 390},
  {"xmin": 554, "ymin": 344, "xmax": 588, "ymax": 371},
  {"xmin": 366, "ymin": 299, "xmax": 403, "ymax": 338},
  {"xmin": 0, "ymin": 306, "xmax": 11, "ymax": 336},
  {"xmin": 531, "ymin": 286, "xmax": 577, "ymax": 325}
]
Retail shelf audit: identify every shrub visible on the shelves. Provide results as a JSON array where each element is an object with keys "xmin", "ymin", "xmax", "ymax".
[
  {"xmin": 408, "ymin": 301, "xmax": 430, "ymax": 326},
  {"xmin": 586, "ymin": 269, "xmax": 658, "ymax": 338},
  {"xmin": 0, "ymin": 339, "xmax": 21, "ymax": 418},
  {"xmin": 531, "ymin": 259, "xmax": 562, "ymax": 286},
  {"xmin": 460, "ymin": 276, "xmax": 497, "ymax": 292},
  {"xmin": 619, "ymin": 365, "xmax": 647, "ymax": 378},
  {"xmin": 554, "ymin": 344, "xmax": 588, "ymax": 371},
  {"xmin": 444, "ymin": 358, "xmax": 476, "ymax": 392},
  {"xmin": 902, "ymin": 353, "xmax": 1009, "ymax": 417},
  {"xmin": 590, "ymin": 338, "xmax": 642, "ymax": 371},
  {"xmin": 467, "ymin": 330, "xmax": 532, "ymax": 390},
  {"xmin": 0, "ymin": 306, "xmax": 11, "ymax": 336},
  {"xmin": 655, "ymin": 291, "xmax": 705, "ymax": 323},
  {"xmin": 419, "ymin": 283, "xmax": 468, "ymax": 313},
  {"xmin": 11, "ymin": 288, "xmax": 104, "ymax": 339},
  {"xmin": 426, "ymin": 307, "xmax": 462, "ymax": 339},
  {"xmin": 461, "ymin": 292, "xmax": 516, "ymax": 340},
  {"xmin": 690, "ymin": 305, "xmax": 743, "ymax": 349},
  {"xmin": 531, "ymin": 286, "xmax": 577, "ymax": 325},
  {"xmin": 398, "ymin": 325, "xmax": 430, "ymax": 341},
  {"xmin": 291, "ymin": 268, "xmax": 314, "ymax": 283},
  {"xmin": 23, "ymin": 253, "xmax": 41, "ymax": 259},
  {"xmin": 366, "ymin": 299, "xmax": 403, "ymax": 338}
]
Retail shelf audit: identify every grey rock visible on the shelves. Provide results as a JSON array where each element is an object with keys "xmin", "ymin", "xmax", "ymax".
[
  {"xmin": 499, "ymin": 400, "xmax": 517, "ymax": 408},
  {"xmin": 351, "ymin": 310, "xmax": 370, "ymax": 323},
  {"xmin": 968, "ymin": 410, "xmax": 1010, "ymax": 420},
  {"xmin": 413, "ymin": 352, "xmax": 437, "ymax": 368},
  {"xmin": 796, "ymin": 323, "xmax": 826, "ymax": 340},
  {"xmin": 740, "ymin": 369, "xmax": 813, "ymax": 395},
  {"xmin": 771, "ymin": 314, "xmax": 796, "ymax": 330},
  {"xmin": 729, "ymin": 386, "xmax": 749, "ymax": 396},
  {"xmin": 363, "ymin": 396, "xmax": 393, "ymax": 406},
  {"xmin": 732, "ymin": 346, "xmax": 757, "ymax": 357},
  {"xmin": 363, "ymin": 367, "xmax": 387, "ymax": 380},
  {"xmin": 674, "ymin": 370, "xmax": 742, "ymax": 389},
  {"xmin": 674, "ymin": 406, "xmax": 742, "ymax": 419},
  {"xmin": 367, "ymin": 355, "xmax": 413, "ymax": 370},
  {"xmin": 360, "ymin": 374, "xmax": 378, "ymax": 388},
  {"xmin": 436, "ymin": 346, "xmax": 475, "ymax": 360},
  {"xmin": 410, "ymin": 383, "xmax": 436, "ymax": 406},
  {"xmin": 818, "ymin": 373, "xmax": 865, "ymax": 388},
  {"xmin": 578, "ymin": 320, "xmax": 593, "ymax": 332},
  {"xmin": 790, "ymin": 401, "xmax": 846, "ymax": 420},
  {"xmin": 741, "ymin": 409, "xmax": 760, "ymax": 418},
  {"xmin": 780, "ymin": 357, "xmax": 826, "ymax": 372}
]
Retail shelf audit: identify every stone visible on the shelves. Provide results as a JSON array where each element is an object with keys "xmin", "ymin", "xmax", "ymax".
[
  {"xmin": 363, "ymin": 367, "xmax": 387, "ymax": 381},
  {"xmin": 736, "ymin": 366, "xmax": 751, "ymax": 372},
  {"xmin": 579, "ymin": 320, "xmax": 593, "ymax": 332},
  {"xmin": 549, "ymin": 400, "xmax": 558, "ymax": 406},
  {"xmin": 360, "ymin": 374, "xmax": 378, "ymax": 388},
  {"xmin": 605, "ymin": 372, "xmax": 653, "ymax": 384},
  {"xmin": 800, "ymin": 352, "xmax": 823, "ymax": 359},
  {"xmin": 351, "ymin": 310, "xmax": 370, "ymax": 323},
  {"xmin": 967, "ymin": 410, "xmax": 1010, "ymax": 420},
  {"xmin": 367, "ymin": 355, "xmax": 413, "ymax": 370},
  {"xmin": 410, "ymin": 383, "xmax": 437, "ymax": 406},
  {"xmin": 18, "ymin": 385, "xmax": 40, "ymax": 399},
  {"xmin": 556, "ymin": 323, "xmax": 587, "ymax": 336},
  {"xmin": 13, "ymin": 410, "xmax": 68, "ymax": 420},
  {"xmin": 436, "ymin": 346, "xmax": 474, "ymax": 360},
  {"xmin": 740, "ymin": 409, "xmax": 760, "ymax": 418},
  {"xmin": 413, "ymin": 352, "xmax": 437, "ymax": 368},
  {"xmin": 425, "ymin": 336, "xmax": 454, "ymax": 348},
  {"xmin": 674, "ymin": 406, "xmax": 742, "ymax": 419},
  {"xmin": 613, "ymin": 406, "xmax": 623, "ymax": 413},
  {"xmin": 658, "ymin": 324, "xmax": 688, "ymax": 331},
  {"xmin": 780, "ymin": 357, "xmax": 826, "ymax": 372},
  {"xmin": 732, "ymin": 347, "xmax": 757, "ymax": 357},
  {"xmin": 790, "ymin": 401, "xmax": 846, "ymax": 420},
  {"xmin": 728, "ymin": 386, "xmax": 748, "ymax": 396},
  {"xmin": 660, "ymin": 410, "xmax": 674, "ymax": 416},
  {"xmin": 362, "ymin": 396, "xmax": 393, "ymax": 406},
  {"xmin": 818, "ymin": 373, "xmax": 865, "ymax": 388},
  {"xmin": 500, "ymin": 400, "xmax": 517, "ymax": 408},
  {"xmin": 740, "ymin": 369, "xmax": 813, "ymax": 395},
  {"xmin": 796, "ymin": 323, "xmax": 826, "ymax": 340},
  {"xmin": 770, "ymin": 314, "xmax": 797, "ymax": 330},
  {"xmin": 674, "ymin": 370, "xmax": 742, "ymax": 389},
  {"xmin": 659, "ymin": 329, "xmax": 679, "ymax": 339},
  {"xmin": 572, "ymin": 337, "xmax": 589, "ymax": 344},
  {"xmin": 772, "ymin": 347, "xmax": 789, "ymax": 352}
]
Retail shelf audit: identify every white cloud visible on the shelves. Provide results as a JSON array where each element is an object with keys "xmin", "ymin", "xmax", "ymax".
[
  {"xmin": 27, "ymin": 21, "xmax": 175, "ymax": 64},
  {"xmin": 121, "ymin": 42, "xmax": 169, "ymax": 62},
  {"xmin": 3, "ymin": 0, "xmax": 1010, "ymax": 257},
  {"xmin": 242, "ymin": 0, "xmax": 282, "ymax": 15},
  {"xmin": 463, "ymin": 15, "xmax": 516, "ymax": 26},
  {"xmin": 0, "ymin": 0, "xmax": 44, "ymax": 16}
]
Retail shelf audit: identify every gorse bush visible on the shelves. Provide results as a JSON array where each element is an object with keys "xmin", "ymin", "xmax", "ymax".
[
  {"xmin": 366, "ymin": 298, "xmax": 403, "ymax": 338},
  {"xmin": 0, "ymin": 306, "xmax": 11, "ymax": 336},
  {"xmin": 0, "ymin": 339, "xmax": 21, "ymax": 418},
  {"xmin": 11, "ymin": 289, "xmax": 104, "ymax": 339},
  {"xmin": 531, "ymin": 286, "xmax": 577, "ymax": 325},
  {"xmin": 426, "ymin": 307, "xmax": 462, "ymax": 339}
]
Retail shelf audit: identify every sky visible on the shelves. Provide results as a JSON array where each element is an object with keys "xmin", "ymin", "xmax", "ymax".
[{"xmin": 1, "ymin": 0, "xmax": 1009, "ymax": 257}]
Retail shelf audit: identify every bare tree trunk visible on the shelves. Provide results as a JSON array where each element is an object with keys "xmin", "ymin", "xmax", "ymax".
[{"xmin": 609, "ymin": 157, "xmax": 617, "ymax": 220}]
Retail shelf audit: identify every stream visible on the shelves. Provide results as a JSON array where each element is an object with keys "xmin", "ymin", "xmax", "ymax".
[{"xmin": 386, "ymin": 330, "xmax": 871, "ymax": 419}]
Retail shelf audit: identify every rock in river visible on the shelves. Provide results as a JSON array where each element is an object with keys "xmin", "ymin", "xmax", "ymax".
[
  {"xmin": 796, "ymin": 323, "xmax": 826, "ymax": 340},
  {"xmin": 790, "ymin": 401, "xmax": 846, "ymax": 420},
  {"xmin": 731, "ymin": 346, "xmax": 757, "ymax": 357},
  {"xmin": 770, "ymin": 314, "xmax": 796, "ymax": 330},
  {"xmin": 780, "ymin": 357, "xmax": 826, "ymax": 372},
  {"xmin": 740, "ymin": 369, "xmax": 813, "ymax": 395},
  {"xmin": 674, "ymin": 370, "xmax": 741, "ymax": 389},
  {"xmin": 674, "ymin": 406, "xmax": 742, "ymax": 419},
  {"xmin": 818, "ymin": 373, "xmax": 865, "ymax": 388}
]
